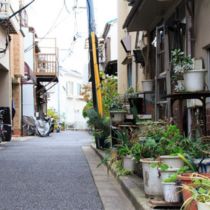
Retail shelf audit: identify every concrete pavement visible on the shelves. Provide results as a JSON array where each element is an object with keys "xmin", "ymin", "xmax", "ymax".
[{"xmin": 83, "ymin": 146, "xmax": 135, "ymax": 210}]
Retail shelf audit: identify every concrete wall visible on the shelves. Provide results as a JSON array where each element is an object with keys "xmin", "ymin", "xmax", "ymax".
[
  {"xmin": 0, "ymin": 27, "xmax": 10, "ymax": 70},
  {"xmin": 194, "ymin": 0, "xmax": 210, "ymax": 65},
  {"xmin": 117, "ymin": 0, "xmax": 128, "ymax": 94},
  {"xmin": 117, "ymin": 0, "xmax": 140, "ymax": 94},
  {"xmin": 0, "ymin": 26, "xmax": 10, "ymax": 107},
  {"xmin": 0, "ymin": 70, "xmax": 11, "ymax": 107},
  {"xmin": 22, "ymin": 84, "xmax": 35, "ymax": 117},
  {"xmin": 22, "ymin": 27, "xmax": 36, "ymax": 118},
  {"xmin": 194, "ymin": 0, "xmax": 210, "ymax": 134}
]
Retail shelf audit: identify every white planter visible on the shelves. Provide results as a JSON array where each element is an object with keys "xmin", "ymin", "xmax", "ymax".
[
  {"xmin": 142, "ymin": 80, "xmax": 153, "ymax": 92},
  {"xmin": 160, "ymin": 155, "xmax": 184, "ymax": 169},
  {"xmin": 193, "ymin": 158, "xmax": 210, "ymax": 173},
  {"xmin": 110, "ymin": 111, "xmax": 126, "ymax": 123},
  {"xmin": 184, "ymin": 69, "xmax": 206, "ymax": 92},
  {"xmin": 197, "ymin": 202, "xmax": 210, "ymax": 210},
  {"xmin": 123, "ymin": 155, "xmax": 135, "ymax": 171},
  {"xmin": 160, "ymin": 168, "xmax": 179, "ymax": 182},
  {"xmin": 162, "ymin": 182, "xmax": 181, "ymax": 203},
  {"xmin": 140, "ymin": 159, "xmax": 163, "ymax": 197}
]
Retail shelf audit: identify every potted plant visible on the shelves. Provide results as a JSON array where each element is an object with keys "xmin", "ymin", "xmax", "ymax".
[
  {"xmin": 131, "ymin": 143, "xmax": 143, "ymax": 177},
  {"xmin": 162, "ymin": 174, "xmax": 181, "ymax": 203},
  {"xmin": 118, "ymin": 145, "xmax": 135, "ymax": 171},
  {"xmin": 180, "ymin": 174, "xmax": 210, "ymax": 210},
  {"xmin": 171, "ymin": 49, "xmax": 206, "ymax": 92},
  {"xmin": 161, "ymin": 166, "xmax": 189, "ymax": 203},
  {"xmin": 141, "ymin": 39, "xmax": 154, "ymax": 92},
  {"xmin": 116, "ymin": 129, "xmax": 135, "ymax": 171},
  {"xmin": 109, "ymin": 96, "xmax": 127, "ymax": 124}
]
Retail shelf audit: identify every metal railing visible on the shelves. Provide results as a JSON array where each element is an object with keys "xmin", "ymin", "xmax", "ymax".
[{"xmin": 36, "ymin": 53, "xmax": 58, "ymax": 75}]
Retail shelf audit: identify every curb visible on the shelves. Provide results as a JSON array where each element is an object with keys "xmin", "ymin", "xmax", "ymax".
[{"xmin": 90, "ymin": 144, "xmax": 152, "ymax": 210}]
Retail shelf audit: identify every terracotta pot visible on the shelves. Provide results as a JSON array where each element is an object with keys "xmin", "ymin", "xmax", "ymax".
[{"xmin": 178, "ymin": 173, "xmax": 210, "ymax": 210}]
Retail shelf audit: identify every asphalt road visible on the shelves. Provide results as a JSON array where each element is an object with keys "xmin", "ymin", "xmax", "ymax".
[{"xmin": 0, "ymin": 131, "xmax": 103, "ymax": 210}]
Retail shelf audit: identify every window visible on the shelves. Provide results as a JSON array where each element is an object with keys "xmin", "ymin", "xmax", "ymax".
[
  {"xmin": 127, "ymin": 63, "xmax": 132, "ymax": 88},
  {"xmin": 76, "ymin": 83, "xmax": 81, "ymax": 96},
  {"xmin": 66, "ymin": 81, "xmax": 73, "ymax": 97}
]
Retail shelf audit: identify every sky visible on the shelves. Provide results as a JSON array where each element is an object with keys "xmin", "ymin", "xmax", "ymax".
[{"xmin": 23, "ymin": 0, "xmax": 117, "ymax": 77}]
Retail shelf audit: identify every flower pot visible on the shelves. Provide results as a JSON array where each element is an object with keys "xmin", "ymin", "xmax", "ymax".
[
  {"xmin": 140, "ymin": 158, "xmax": 163, "ymax": 197},
  {"xmin": 197, "ymin": 202, "xmax": 210, "ymax": 210},
  {"xmin": 142, "ymin": 80, "xmax": 153, "ymax": 92},
  {"xmin": 193, "ymin": 158, "xmax": 210, "ymax": 173},
  {"xmin": 178, "ymin": 173, "xmax": 210, "ymax": 210},
  {"xmin": 160, "ymin": 168, "xmax": 179, "ymax": 182},
  {"xmin": 123, "ymin": 155, "xmax": 135, "ymax": 171},
  {"xmin": 160, "ymin": 155, "xmax": 184, "ymax": 169},
  {"xmin": 162, "ymin": 182, "xmax": 181, "ymax": 203},
  {"xmin": 134, "ymin": 161, "xmax": 143, "ymax": 178},
  {"xmin": 110, "ymin": 111, "xmax": 126, "ymax": 124},
  {"xmin": 175, "ymin": 80, "xmax": 185, "ymax": 92},
  {"xmin": 183, "ymin": 70, "xmax": 206, "ymax": 92}
]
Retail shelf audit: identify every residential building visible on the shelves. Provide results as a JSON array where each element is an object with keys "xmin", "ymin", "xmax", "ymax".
[
  {"xmin": 121, "ymin": 0, "xmax": 210, "ymax": 135},
  {"xmin": 99, "ymin": 19, "xmax": 117, "ymax": 76},
  {"xmin": 0, "ymin": 0, "xmax": 22, "ymax": 138},
  {"xmin": 48, "ymin": 67, "xmax": 88, "ymax": 130}
]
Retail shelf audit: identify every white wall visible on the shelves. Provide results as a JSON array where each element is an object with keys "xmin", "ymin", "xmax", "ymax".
[
  {"xmin": 109, "ymin": 22, "xmax": 118, "ymax": 61},
  {"xmin": 22, "ymin": 27, "xmax": 35, "ymax": 117},
  {"xmin": 22, "ymin": 84, "xmax": 35, "ymax": 116},
  {"xmin": 48, "ymin": 68, "xmax": 88, "ymax": 130}
]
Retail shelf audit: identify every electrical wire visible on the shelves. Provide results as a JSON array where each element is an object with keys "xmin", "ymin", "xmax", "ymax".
[
  {"xmin": 24, "ymin": 3, "xmax": 65, "ymax": 53},
  {"xmin": 64, "ymin": 0, "xmax": 71, "ymax": 15}
]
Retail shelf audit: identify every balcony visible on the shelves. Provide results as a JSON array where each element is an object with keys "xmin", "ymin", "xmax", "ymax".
[
  {"xmin": 0, "ymin": 0, "xmax": 19, "ymax": 34},
  {"xmin": 35, "ymin": 38, "xmax": 58, "ymax": 83}
]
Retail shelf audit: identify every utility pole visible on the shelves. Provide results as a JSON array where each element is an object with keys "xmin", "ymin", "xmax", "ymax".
[{"xmin": 86, "ymin": 0, "xmax": 103, "ymax": 116}]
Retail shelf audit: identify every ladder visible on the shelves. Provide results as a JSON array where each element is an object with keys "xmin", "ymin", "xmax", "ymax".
[{"xmin": 155, "ymin": 25, "xmax": 171, "ymax": 120}]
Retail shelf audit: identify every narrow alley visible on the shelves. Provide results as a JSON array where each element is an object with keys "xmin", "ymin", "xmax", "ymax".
[{"xmin": 0, "ymin": 131, "xmax": 134, "ymax": 210}]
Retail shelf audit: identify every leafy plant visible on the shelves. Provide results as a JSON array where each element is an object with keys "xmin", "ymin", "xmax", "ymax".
[
  {"xmin": 113, "ymin": 160, "xmax": 132, "ymax": 176},
  {"xmin": 131, "ymin": 143, "xmax": 142, "ymax": 161},
  {"xmin": 109, "ymin": 96, "xmax": 124, "ymax": 111},
  {"xmin": 181, "ymin": 175, "xmax": 210, "ymax": 209},
  {"xmin": 118, "ymin": 145, "xmax": 131, "ymax": 157},
  {"xmin": 163, "ymin": 166, "xmax": 190, "ymax": 183},
  {"xmin": 171, "ymin": 49, "xmax": 193, "ymax": 73},
  {"xmin": 47, "ymin": 108, "xmax": 59, "ymax": 129}
]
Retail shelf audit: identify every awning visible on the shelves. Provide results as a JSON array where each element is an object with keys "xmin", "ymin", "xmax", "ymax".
[
  {"xmin": 105, "ymin": 60, "xmax": 117, "ymax": 76},
  {"xmin": 123, "ymin": 0, "xmax": 181, "ymax": 32},
  {"xmin": 24, "ymin": 62, "xmax": 37, "ymax": 84},
  {"xmin": 122, "ymin": 55, "xmax": 132, "ymax": 65}
]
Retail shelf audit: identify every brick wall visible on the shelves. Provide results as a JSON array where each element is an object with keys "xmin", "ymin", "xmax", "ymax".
[
  {"xmin": 12, "ymin": 85, "xmax": 21, "ymax": 137},
  {"xmin": 10, "ymin": 32, "xmax": 24, "ymax": 78}
]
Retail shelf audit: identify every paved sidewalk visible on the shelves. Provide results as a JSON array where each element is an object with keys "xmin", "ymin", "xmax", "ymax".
[{"xmin": 83, "ymin": 146, "xmax": 135, "ymax": 210}]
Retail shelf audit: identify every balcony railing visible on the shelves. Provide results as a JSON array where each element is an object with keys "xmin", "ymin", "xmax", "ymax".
[
  {"xmin": 35, "ymin": 53, "xmax": 58, "ymax": 82},
  {"xmin": 0, "ymin": 0, "xmax": 19, "ymax": 33}
]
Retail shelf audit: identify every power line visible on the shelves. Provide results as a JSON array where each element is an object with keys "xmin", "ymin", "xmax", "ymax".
[
  {"xmin": 64, "ymin": 0, "xmax": 71, "ymax": 15},
  {"xmin": 24, "ymin": 3, "xmax": 65, "ymax": 53}
]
